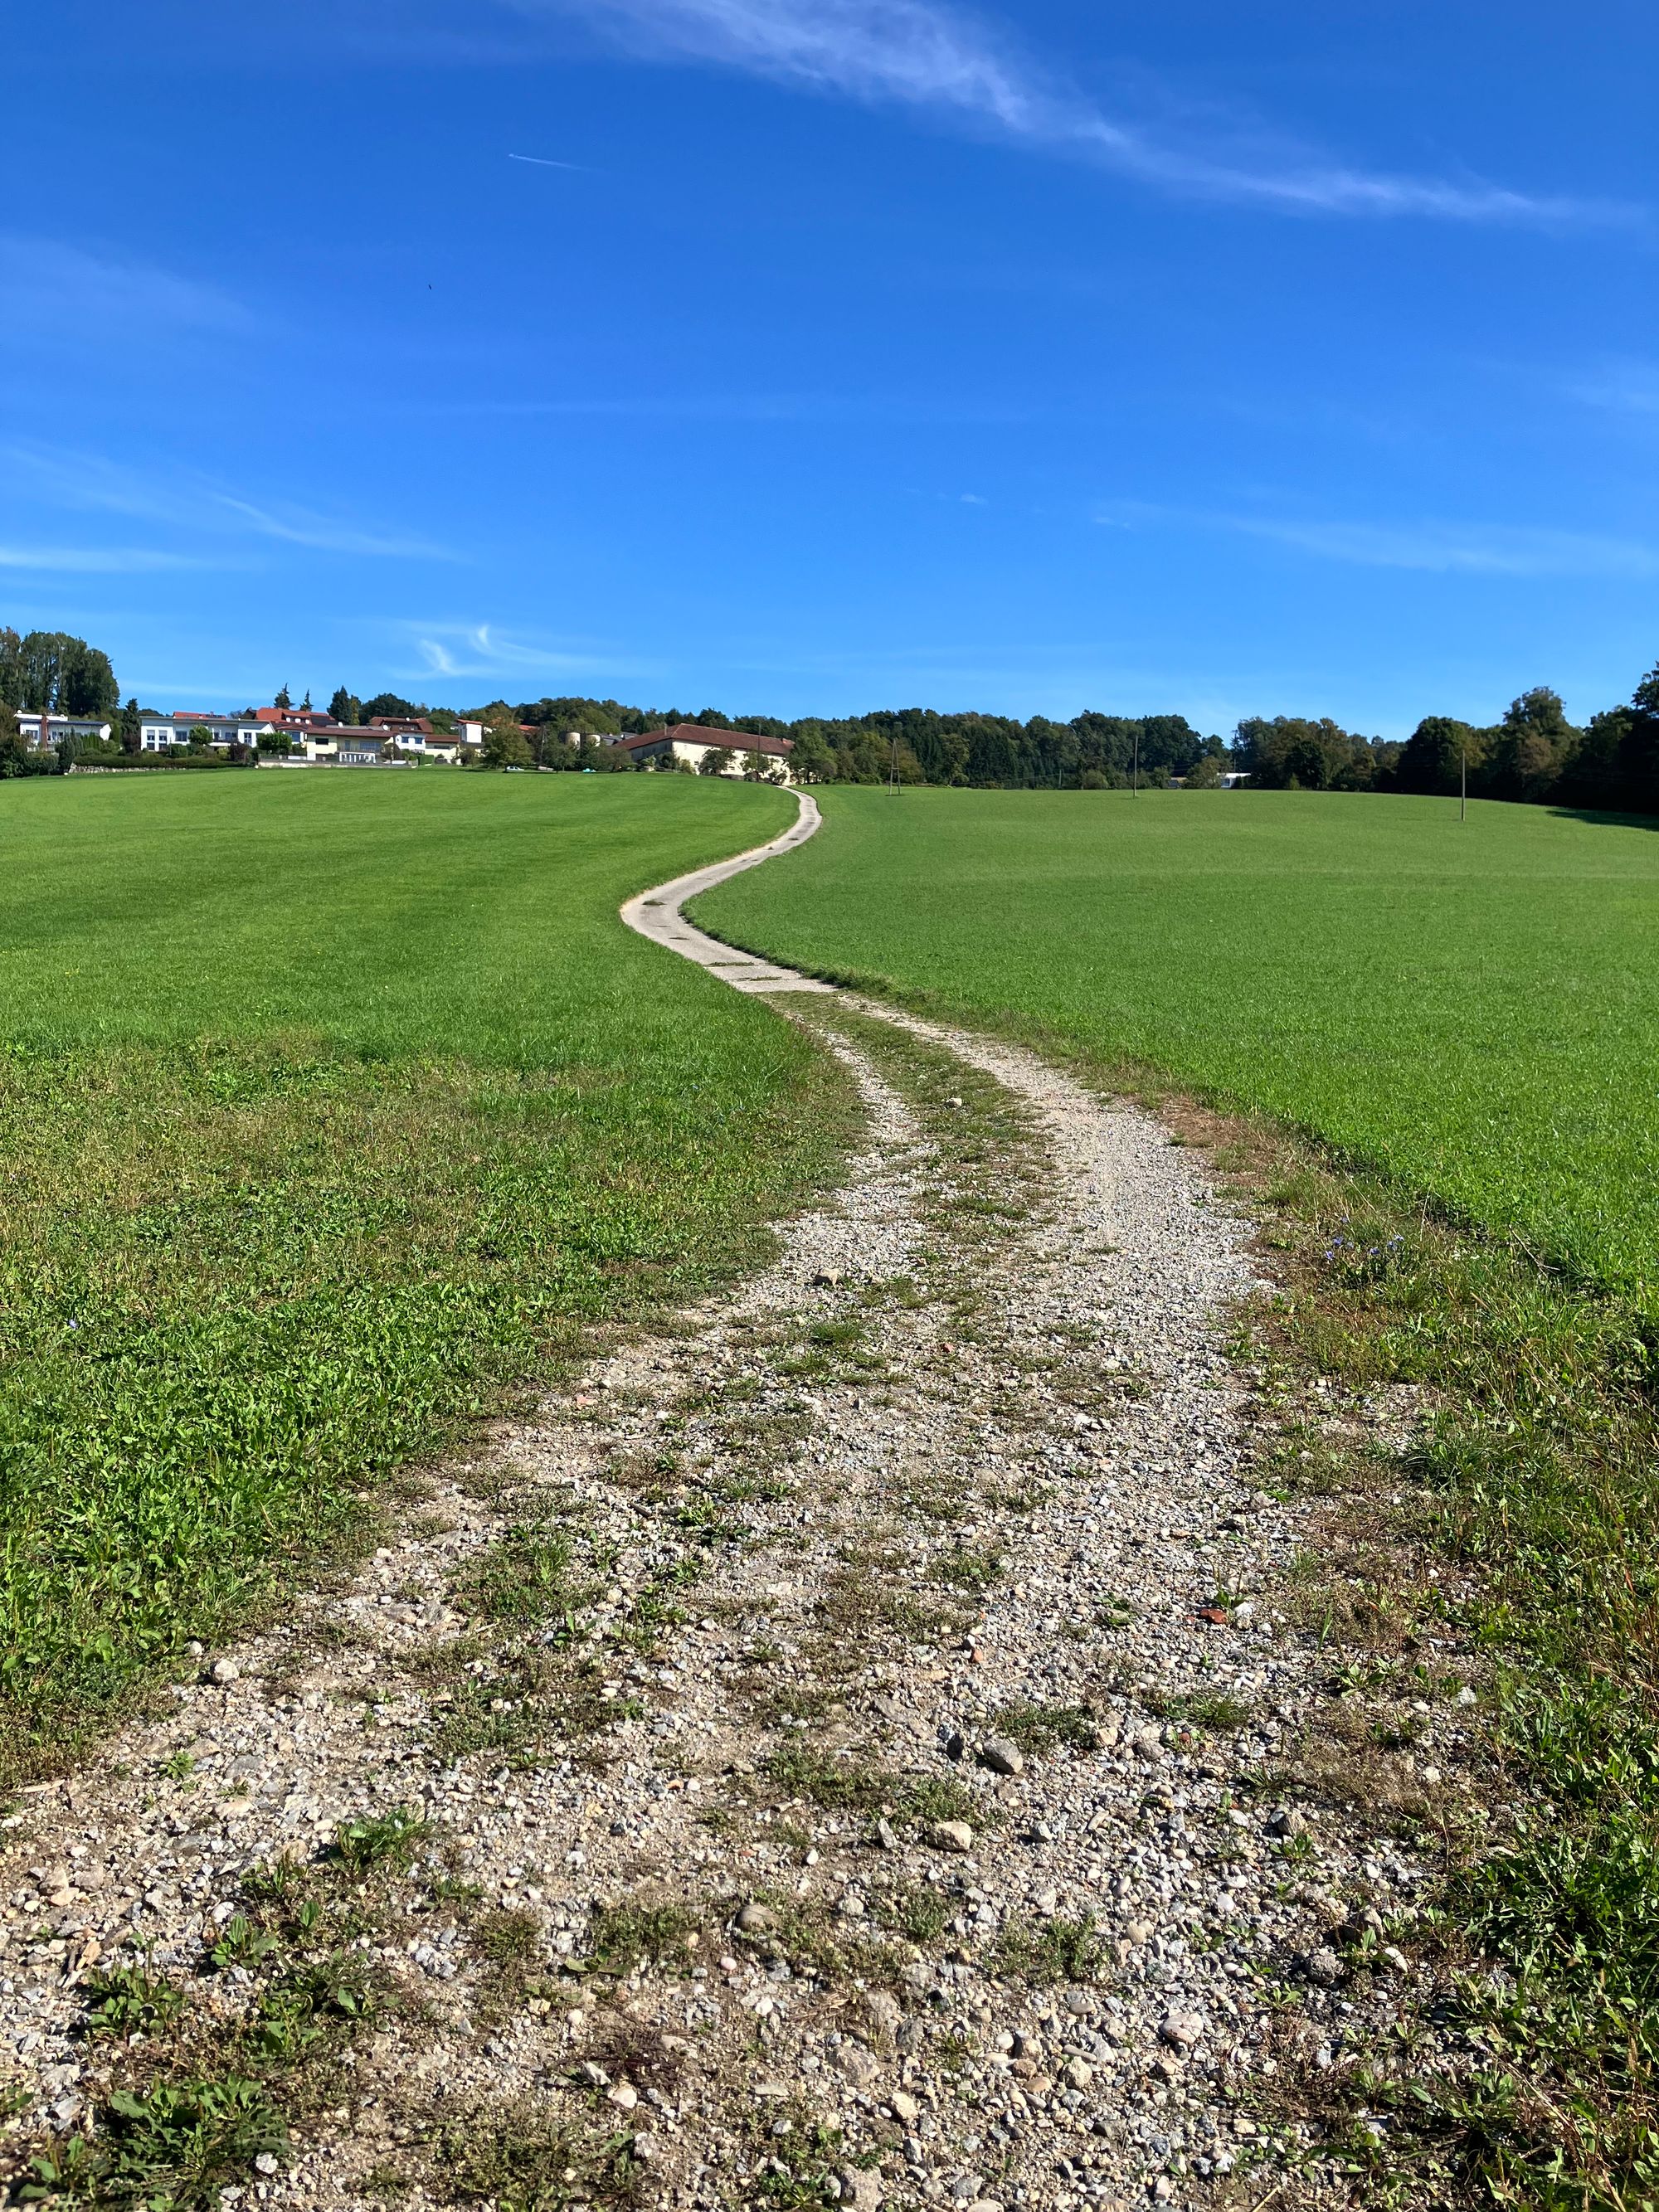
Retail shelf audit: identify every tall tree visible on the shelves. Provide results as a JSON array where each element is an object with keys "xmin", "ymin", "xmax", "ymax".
[
  {"xmin": 481, "ymin": 722, "xmax": 534, "ymax": 770},
  {"xmin": 1620, "ymin": 663, "xmax": 1659, "ymax": 815},
  {"xmin": 1394, "ymin": 716, "xmax": 1481, "ymax": 796},
  {"xmin": 1234, "ymin": 716, "xmax": 1388, "ymax": 790},
  {"xmin": 328, "ymin": 688, "xmax": 362, "ymax": 726},
  {"xmin": 1480, "ymin": 688, "xmax": 1579, "ymax": 802},
  {"xmin": 0, "ymin": 697, "xmax": 31, "ymax": 777},
  {"xmin": 274, "ymin": 685, "xmax": 292, "ymax": 709},
  {"xmin": 0, "ymin": 630, "xmax": 118, "ymax": 717}
]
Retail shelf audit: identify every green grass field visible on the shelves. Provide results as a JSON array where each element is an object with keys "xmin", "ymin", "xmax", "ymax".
[
  {"xmin": 698, "ymin": 784, "xmax": 1659, "ymax": 2203},
  {"xmin": 696, "ymin": 788, "xmax": 1659, "ymax": 1313},
  {"xmin": 0, "ymin": 771, "xmax": 849, "ymax": 1772}
]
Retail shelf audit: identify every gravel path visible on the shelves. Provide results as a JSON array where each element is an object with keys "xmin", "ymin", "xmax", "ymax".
[{"xmin": 0, "ymin": 803, "xmax": 1430, "ymax": 2211}]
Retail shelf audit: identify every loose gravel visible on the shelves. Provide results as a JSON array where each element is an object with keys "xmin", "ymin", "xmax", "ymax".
[{"xmin": 0, "ymin": 822, "xmax": 1447, "ymax": 2211}]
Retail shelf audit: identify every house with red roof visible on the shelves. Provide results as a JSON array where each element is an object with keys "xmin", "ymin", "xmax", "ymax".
[{"xmin": 615, "ymin": 725, "xmax": 794, "ymax": 780}]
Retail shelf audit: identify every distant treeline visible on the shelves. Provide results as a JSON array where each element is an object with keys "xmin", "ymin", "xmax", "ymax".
[
  {"xmin": 507, "ymin": 698, "xmax": 1230, "ymax": 787},
  {"xmin": 3, "ymin": 626, "xmax": 1657, "ymax": 815},
  {"xmin": 492, "ymin": 668, "xmax": 1659, "ymax": 814},
  {"xmin": 1237, "ymin": 669, "xmax": 1659, "ymax": 817}
]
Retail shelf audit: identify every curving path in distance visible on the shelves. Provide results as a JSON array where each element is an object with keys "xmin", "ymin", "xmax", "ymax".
[{"xmin": 619, "ymin": 788, "xmax": 836, "ymax": 992}]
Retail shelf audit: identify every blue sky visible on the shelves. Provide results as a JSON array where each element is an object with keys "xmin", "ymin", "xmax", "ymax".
[{"xmin": 4, "ymin": 0, "xmax": 1656, "ymax": 734}]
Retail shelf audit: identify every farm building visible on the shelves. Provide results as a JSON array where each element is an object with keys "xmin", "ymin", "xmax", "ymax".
[{"xmin": 615, "ymin": 725, "xmax": 794, "ymax": 779}]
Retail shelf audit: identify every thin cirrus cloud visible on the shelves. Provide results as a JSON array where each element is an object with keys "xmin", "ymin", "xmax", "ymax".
[
  {"xmin": 1099, "ymin": 501, "xmax": 1659, "ymax": 581},
  {"xmin": 1571, "ymin": 362, "xmax": 1659, "ymax": 417},
  {"xmin": 0, "ymin": 234, "xmax": 250, "ymax": 337},
  {"xmin": 5, "ymin": 442, "xmax": 450, "ymax": 562},
  {"xmin": 0, "ymin": 544, "xmax": 206, "ymax": 574},
  {"xmin": 527, "ymin": 0, "xmax": 1627, "ymax": 227},
  {"xmin": 411, "ymin": 625, "xmax": 601, "ymax": 679}
]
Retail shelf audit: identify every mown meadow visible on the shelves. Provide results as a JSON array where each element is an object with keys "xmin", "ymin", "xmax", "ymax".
[
  {"xmin": 0, "ymin": 772, "xmax": 852, "ymax": 1776},
  {"xmin": 702, "ymin": 783, "xmax": 1659, "ymax": 2204},
  {"xmin": 697, "ymin": 786, "xmax": 1659, "ymax": 1313}
]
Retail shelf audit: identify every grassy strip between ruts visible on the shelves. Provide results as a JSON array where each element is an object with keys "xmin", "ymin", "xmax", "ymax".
[
  {"xmin": 0, "ymin": 774, "xmax": 859, "ymax": 1786},
  {"xmin": 1145, "ymin": 1086, "xmax": 1659, "ymax": 2210}
]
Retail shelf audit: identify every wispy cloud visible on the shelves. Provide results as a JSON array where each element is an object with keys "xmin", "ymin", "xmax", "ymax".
[
  {"xmin": 409, "ymin": 624, "xmax": 601, "ymax": 680},
  {"xmin": 508, "ymin": 151, "xmax": 590, "ymax": 169},
  {"xmin": 530, "ymin": 0, "xmax": 1626, "ymax": 227},
  {"xmin": 0, "ymin": 544, "xmax": 206, "ymax": 574},
  {"xmin": 1571, "ymin": 362, "xmax": 1659, "ymax": 417},
  {"xmin": 0, "ymin": 235, "xmax": 250, "ymax": 337},
  {"xmin": 1099, "ymin": 498, "xmax": 1659, "ymax": 580},
  {"xmin": 6, "ymin": 442, "xmax": 449, "ymax": 561},
  {"xmin": 1233, "ymin": 517, "xmax": 1659, "ymax": 579},
  {"xmin": 209, "ymin": 492, "xmax": 443, "ymax": 558}
]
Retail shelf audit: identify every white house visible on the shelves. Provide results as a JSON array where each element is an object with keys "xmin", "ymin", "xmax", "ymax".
[
  {"xmin": 17, "ymin": 709, "xmax": 113, "ymax": 750},
  {"xmin": 136, "ymin": 711, "xmax": 266, "ymax": 753},
  {"xmin": 121, "ymin": 704, "xmax": 485, "ymax": 762}
]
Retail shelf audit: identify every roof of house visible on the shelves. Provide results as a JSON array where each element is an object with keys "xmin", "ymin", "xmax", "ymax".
[{"xmin": 618, "ymin": 723, "xmax": 793, "ymax": 759}]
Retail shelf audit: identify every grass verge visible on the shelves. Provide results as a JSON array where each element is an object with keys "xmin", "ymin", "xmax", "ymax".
[
  {"xmin": 0, "ymin": 774, "xmax": 859, "ymax": 1782},
  {"xmin": 1190, "ymin": 1101, "xmax": 1659, "ymax": 2207}
]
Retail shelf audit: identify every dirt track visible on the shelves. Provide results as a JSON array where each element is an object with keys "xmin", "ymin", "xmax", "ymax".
[{"xmin": 2, "ymin": 799, "xmax": 1440, "ymax": 2211}]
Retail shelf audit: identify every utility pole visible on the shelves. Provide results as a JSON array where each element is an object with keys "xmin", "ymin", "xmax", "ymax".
[
  {"xmin": 1132, "ymin": 730, "xmax": 1140, "ymax": 795},
  {"xmin": 1461, "ymin": 737, "xmax": 1467, "ymax": 823},
  {"xmin": 888, "ymin": 729, "xmax": 899, "ymax": 795}
]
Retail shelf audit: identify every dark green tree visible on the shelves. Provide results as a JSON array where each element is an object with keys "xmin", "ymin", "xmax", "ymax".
[
  {"xmin": 1619, "ymin": 663, "xmax": 1659, "ymax": 815},
  {"xmin": 1479, "ymin": 688, "xmax": 1578, "ymax": 802},
  {"xmin": 328, "ymin": 688, "xmax": 362, "ymax": 726},
  {"xmin": 0, "ymin": 630, "xmax": 118, "ymax": 717},
  {"xmin": 1235, "ymin": 716, "xmax": 1384, "ymax": 790},
  {"xmin": 1560, "ymin": 664, "xmax": 1659, "ymax": 816},
  {"xmin": 788, "ymin": 729, "xmax": 837, "ymax": 784},
  {"xmin": 1394, "ymin": 716, "xmax": 1481, "ymax": 796},
  {"xmin": 0, "ymin": 698, "xmax": 38, "ymax": 776},
  {"xmin": 274, "ymin": 685, "xmax": 292, "ymax": 710},
  {"xmin": 481, "ymin": 724, "xmax": 534, "ymax": 770}
]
